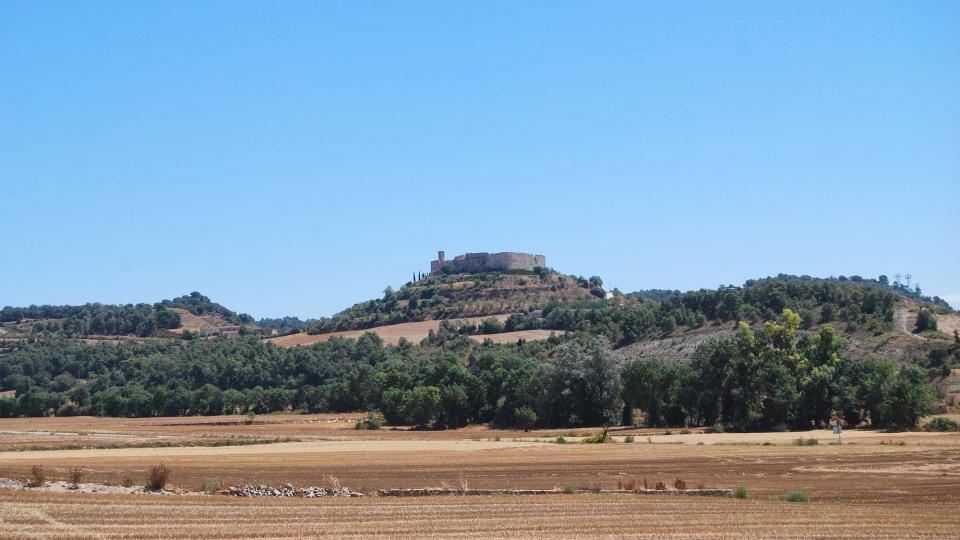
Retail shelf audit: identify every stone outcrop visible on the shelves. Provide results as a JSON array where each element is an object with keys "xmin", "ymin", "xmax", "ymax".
[{"xmin": 219, "ymin": 483, "xmax": 363, "ymax": 497}]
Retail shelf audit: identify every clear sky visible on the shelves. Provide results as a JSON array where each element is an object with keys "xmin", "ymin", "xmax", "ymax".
[{"xmin": 2, "ymin": 1, "xmax": 958, "ymax": 318}]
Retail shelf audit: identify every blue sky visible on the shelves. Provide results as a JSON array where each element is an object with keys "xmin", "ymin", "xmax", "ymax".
[{"xmin": 2, "ymin": 1, "xmax": 958, "ymax": 318}]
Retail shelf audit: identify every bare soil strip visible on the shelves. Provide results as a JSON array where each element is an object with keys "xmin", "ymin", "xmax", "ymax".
[{"xmin": 265, "ymin": 315, "xmax": 562, "ymax": 347}]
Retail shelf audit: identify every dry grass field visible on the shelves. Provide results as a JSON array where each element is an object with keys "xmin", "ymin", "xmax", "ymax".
[
  {"xmin": 266, "ymin": 315, "xmax": 561, "ymax": 347},
  {"xmin": 1, "ymin": 414, "xmax": 958, "ymax": 538}
]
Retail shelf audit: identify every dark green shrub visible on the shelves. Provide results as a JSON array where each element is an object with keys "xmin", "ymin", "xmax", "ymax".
[
  {"xmin": 582, "ymin": 427, "xmax": 610, "ymax": 443},
  {"xmin": 923, "ymin": 417, "xmax": 959, "ymax": 432},
  {"xmin": 355, "ymin": 412, "xmax": 385, "ymax": 430},
  {"xmin": 785, "ymin": 490, "xmax": 809, "ymax": 502}
]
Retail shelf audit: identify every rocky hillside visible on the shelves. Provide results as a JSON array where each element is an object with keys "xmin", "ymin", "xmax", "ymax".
[{"xmin": 617, "ymin": 298, "xmax": 960, "ymax": 365}]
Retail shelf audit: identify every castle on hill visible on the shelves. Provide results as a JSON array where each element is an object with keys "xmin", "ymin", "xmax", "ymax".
[{"xmin": 430, "ymin": 250, "xmax": 546, "ymax": 274}]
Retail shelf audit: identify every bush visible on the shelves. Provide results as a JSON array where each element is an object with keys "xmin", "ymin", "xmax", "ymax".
[
  {"xmin": 785, "ymin": 490, "xmax": 810, "ymax": 503},
  {"xmin": 624, "ymin": 435, "xmax": 635, "ymax": 443},
  {"xmin": 923, "ymin": 417, "xmax": 960, "ymax": 432},
  {"xmin": 793, "ymin": 437, "xmax": 819, "ymax": 446},
  {"xmin": 562, "ymin": 485, "xmax": 577, "ymax": 494},
  {"xmin": 513, "ymin": 406, "xmax": 538, "ymax": 431},
  {"xmin": 68, "ymin": 467, "xmax": 84, "ymax": 489},
  {"xmin": 914, "ymin": 309, "xmax": 937, "ymax": 333},
  {"xmin": 146, "ymin": 464, "xmax": 170, "ymax": 491},
  {"xmin": 28, "ymin": 465, "xmax": 45, "ymax": 487},
  {"xmin": 582, "ymin": 427, "xmax": 610, "ymax": 444},
  {"xmin": 355, "ymin": 412, "xmax": 385, "ymax": 430},
  {"xmin": 733, "ymin": 485, "xmax": 748, "ymax": 499},
  {"xmin": 554, "ymin": 436, "xmax": 567, "ymax": 444}
]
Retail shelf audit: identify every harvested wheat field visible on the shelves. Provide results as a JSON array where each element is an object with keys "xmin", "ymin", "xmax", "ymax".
[
  {"xmin": 1, "ymin": 416, "xmax": 959, "ymax": 538},
  {"xmin": 2, "ymin": 491, "xmax": 959, "ymax": 539}
]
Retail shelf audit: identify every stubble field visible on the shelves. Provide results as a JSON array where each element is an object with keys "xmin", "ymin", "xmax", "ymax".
[{"xmin": 1, "ymin": 414, "xmax": 958, "ymax": 538}]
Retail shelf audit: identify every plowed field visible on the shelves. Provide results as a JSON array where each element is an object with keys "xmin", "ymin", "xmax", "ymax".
[{"xmin": 1, "ymin": 415, "xmax": 957, "ymax": 538}]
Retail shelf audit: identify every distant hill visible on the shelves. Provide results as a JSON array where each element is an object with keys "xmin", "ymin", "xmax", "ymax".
[
  {"xmin": 292, "ymin": 271, "xmax": 958, "ymax": 377},
  {"xmin": 1, "ymin": 291, "xmax": 255, "ymax": 339},
  {"xmin": 156, "ymin": 291, "xmax": 249, "ymax": 324}
]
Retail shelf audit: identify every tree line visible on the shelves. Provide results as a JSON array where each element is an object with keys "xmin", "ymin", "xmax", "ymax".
[
  {"xmin": 621, "ymin": 309, "xmax": 934, "ymax": 431},
  {"xmin": 0, "ymin": 303, "xmax": 181, "ymax": 337},
  {"xmin": 0, "ymin": 291, "xmax": 255, "ymax": 338},
  {"xmin": 0, "ymin": 310, "xmax": 938, "ymax": 430},
  {"xmin": 506, "ymin": 276, "xmax": 909, "ymax": 346}
]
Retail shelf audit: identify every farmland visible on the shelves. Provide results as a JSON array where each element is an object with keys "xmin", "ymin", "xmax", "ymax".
[
  {"xmin": 266, "ymin": 314, "xmax": 561, "ymax": 347},
  {"xmin": 1, "ymin": 415, "xmax": 958, "ymax": 538}
]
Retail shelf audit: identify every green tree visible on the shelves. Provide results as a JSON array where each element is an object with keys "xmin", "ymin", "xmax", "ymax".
[
  {"xmin": 402, "ymin": 386, "xmax": 441, "ymax": 427},
  {"xmin": 914, "ymin": 309, "xmax": 937, "ymax": 333},
  {"xmin": 880, "ymin": 365, "xmax": 934, "ymax": 429},
  {"xmin": 192, "ymin": 384, "xmax": 224, "ymax": 416},
  {"xmin": 379, "ymin": 387, "xmax": 406, "ymax": 425},
  {"xmin": 621, "ymin": 359, "xmax": 666, "ymax": 426},
  {"xmin": 480, "ymin": 317, "xmax": 504, "ymax": 334},
  {"xmin": 514, "ymin": 406, "xmax": 538, "ymax": 431}
]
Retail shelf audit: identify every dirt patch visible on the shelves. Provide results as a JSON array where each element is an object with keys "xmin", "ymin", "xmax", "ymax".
[{"xmin": 468, "ymin": 330, "xmax": 562, "ymax": 344}]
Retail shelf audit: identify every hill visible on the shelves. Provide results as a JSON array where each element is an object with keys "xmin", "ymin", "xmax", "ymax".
[
  {"xmin": 305, "ymin": 269, "xmax": 601, "ymax": 334},
  {"xmin": 156, "ymin": 292, "xmax": 250, "ymax": 325},
  {"xmin": 284, "ymin": 271, "xmax": 956, "ymax": 376},
  {"xmin": 0, "ymin": 292, "xmax": 256, "ymax": 340},
  {"xmin": 617, "ymin": 298, "xmax": 960, "ymax": 363},
  {"xmin": 1, "ymin": 270, "xmax": 956, "ymax": 430}
]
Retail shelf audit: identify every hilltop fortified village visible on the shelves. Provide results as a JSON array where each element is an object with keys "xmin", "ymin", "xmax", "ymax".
[{"xmin": 430, "ymin": 251, "xmax": 546, "ymax": 274}]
